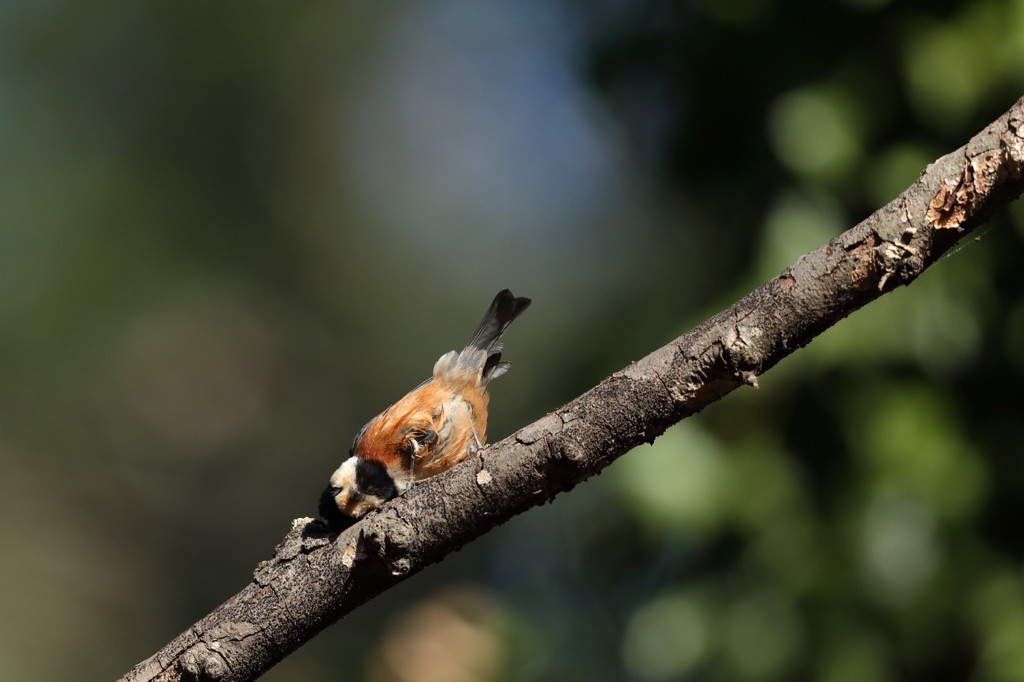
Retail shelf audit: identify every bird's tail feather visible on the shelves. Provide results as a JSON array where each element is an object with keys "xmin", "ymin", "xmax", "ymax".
[
  {"xmin": 465, "ymin": 289, "xmax": 531, "ymax": 352},
  {"xmin": 464, "ymin": 290, "xmax": 531, "ymax": 383}
]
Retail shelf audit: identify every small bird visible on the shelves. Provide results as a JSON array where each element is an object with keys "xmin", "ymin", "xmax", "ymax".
[{"xmin": 319, "ymin": 290, "xmax": 531, "ymax": 530}]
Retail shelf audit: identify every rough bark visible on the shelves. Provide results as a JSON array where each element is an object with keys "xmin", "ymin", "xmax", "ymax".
[{"xmin": 119, "ymin": 96, "xmax": 1024, "ymax": 682}]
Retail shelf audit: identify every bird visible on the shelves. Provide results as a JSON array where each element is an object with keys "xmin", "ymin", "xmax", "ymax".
[{"xmin": 318, "ymin": 290, "xmax": 531, "ymax": 530}]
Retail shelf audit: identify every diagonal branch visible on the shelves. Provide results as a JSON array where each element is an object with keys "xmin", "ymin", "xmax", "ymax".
[{"xmin": 120, "ymin": 96, "xmax": 1024, "ymax": 682}]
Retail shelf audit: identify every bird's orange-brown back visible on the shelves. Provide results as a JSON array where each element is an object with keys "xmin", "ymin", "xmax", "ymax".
[{"xmin": 352, "ymin": 376, "xmax": 489, "ymax": 477}]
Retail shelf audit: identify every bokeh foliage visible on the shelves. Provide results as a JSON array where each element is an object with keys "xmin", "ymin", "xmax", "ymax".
[{"xmin": 1, "ymin": 1, "xmax": 1023, "ymax": 680}]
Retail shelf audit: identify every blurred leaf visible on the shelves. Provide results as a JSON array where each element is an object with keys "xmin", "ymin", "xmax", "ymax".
[
  {"xmin": 970, "ymin": 569, "xmax": 1024, "ymax": 681},
  {"xmin": 622, "ymin": 589, "xmax": 711, "ymax": 680},
  {"xmin": 722, "ymin": 589, "xmax": 802, "ymax": 680},
  {"xmin": 614, "ymin": 422, "xmax": 729, "ymax": 534},
  {"xmin": 768, "ymin": 86, "xmax": 863, "ymax": 181},
  {"xmin": 854, "ymin": 383, "xmax": 987, "ymax": 520},
  {"xmin": 817, "ymin": 633, "xmax": 894, "ymax": 682}
]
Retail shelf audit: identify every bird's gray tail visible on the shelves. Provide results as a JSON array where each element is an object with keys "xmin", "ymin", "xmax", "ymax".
[{"xmin": 465, "ymin": 289, "xmax": 531, "ymax": 381}]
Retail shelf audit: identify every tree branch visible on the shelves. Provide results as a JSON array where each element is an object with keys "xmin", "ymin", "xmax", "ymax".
[{"xmin": 120, "ymin": 96, "xmax": 1024, "ymax": 682}]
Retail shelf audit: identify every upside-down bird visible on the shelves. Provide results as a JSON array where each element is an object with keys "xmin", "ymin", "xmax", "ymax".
[{"xmin": 319, "ymin": 290, "xmax": 531, "ymax": 530}]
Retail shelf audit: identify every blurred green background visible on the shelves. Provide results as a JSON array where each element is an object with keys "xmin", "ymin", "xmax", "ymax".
[{"xmin": 3, "ymin": 0, "xmax": 1024, "ymax": 680}]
